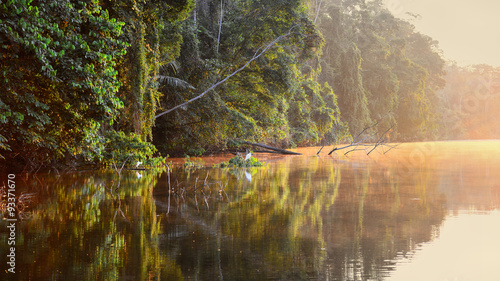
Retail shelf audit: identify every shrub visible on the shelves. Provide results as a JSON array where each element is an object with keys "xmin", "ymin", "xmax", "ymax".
[
  {"xmin": 217, "ymin": 154, "xmax": 264, "ymax": 168},
  {"xmin": 102, "ymin": 131, "xmax": 165, "ymax": 167}
]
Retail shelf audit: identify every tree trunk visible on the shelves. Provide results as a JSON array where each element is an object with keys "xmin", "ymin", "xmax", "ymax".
[{"xmin": 244, "ymin": 141, "xmax": 302, "ymax": 155}]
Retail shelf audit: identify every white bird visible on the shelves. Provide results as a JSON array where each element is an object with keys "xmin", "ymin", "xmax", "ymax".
[
  {"xmin": 136, "ymin": 161, "xmax": 142, "ymax": 168},
  {"xmin": 244, "ymin": 151, "xmax": 252, "ymax": 161},
  {"xmin": 136, "ymin": 171, "xmax": 143, "ymax": 179},
  {"xmin": 244, "ymin": 171, "xmax": 252, "ymax": 182}
]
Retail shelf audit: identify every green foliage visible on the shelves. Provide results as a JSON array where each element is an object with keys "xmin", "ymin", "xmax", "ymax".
[
  {"xmin": 0, "ymin": 0, "xmax": 452, "ymax": 168},
  {"xmin": 288, "ymin": 77, "xmax": 348, "ymax": 146},
  {"xmin": 0, "ymin": 0, "xmax": 127, "ymax": 166},
  {"xmin": 153, "ymin": 0, "xmax": 345, "ymax": 154},
  {"xmin": 217, "ymin": 155, "xmax": 264, "ymax": 168},
  {"xmin": 0, "ymin": 0, "xmax": 197, "ymax": 168},
  {"xmin": 74, "ymin": 120, "xmax": 106, "ymax": 163},
  {"xmin": 318, "ymin": 5, "xmax": 371, "ymax": 136},
  {"xmin": 102, "ymin": 131, "xmax": 165, "ymax": 167},
  {"xmin": 316, "ymin": 0, "xmax": 446, "ymax": 141},
  {"xmin": 183, "ymin": 155, "xmax": 205, "ymax": 169},
  {"xmin": 103, "ymin": 0, "xmax": 194, "ymax": 141},
  {"xmin": 187, "ymin": 147, "xmax": 206, "ymax": 157}
]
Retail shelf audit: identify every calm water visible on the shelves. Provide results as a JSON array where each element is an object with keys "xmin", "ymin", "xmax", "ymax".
[{"xmin": 1, "ymin": 141, "xmax": 500, "ymax": 280}]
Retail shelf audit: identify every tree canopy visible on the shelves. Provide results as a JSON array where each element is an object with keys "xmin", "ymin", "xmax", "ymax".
[
  {"xmin": 0, "ymin": 0, "xmax": 481, "ymax": 169},
  {"xmin": 1, "ymin": 0, "xmax": 127, "ymax": 167}
]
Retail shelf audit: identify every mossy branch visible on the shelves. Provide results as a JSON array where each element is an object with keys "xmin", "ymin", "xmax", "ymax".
[{"xmin": 154, "ymin": 25, "xmax": 298, "ymax": 119}]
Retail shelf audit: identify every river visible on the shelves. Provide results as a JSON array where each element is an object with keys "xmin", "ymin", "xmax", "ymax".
[{"xmin": 1, "ymin": 141, "xmax": 500, "ymax": 280}]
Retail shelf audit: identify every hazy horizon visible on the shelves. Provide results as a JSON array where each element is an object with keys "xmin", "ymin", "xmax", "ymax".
[{"xmin": 384, "ymin": 0, "xmax": 500, "ymax": 67}]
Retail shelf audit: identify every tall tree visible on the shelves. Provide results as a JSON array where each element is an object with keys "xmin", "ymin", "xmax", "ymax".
[
  {"xmin": 319, "ymin": 5, "xmax": 371, "ymax": 136},
  {"xmin": 438, "ymin": 64, "xmax": 500, "ymax": 139},
  {"xmin": 315, "ymin": 0, "xmax": 446, "ymax": 140},
  {"xmin": 153, "ymin": 0, "xmax": 343, "ymax": 153},
  {"xmin": 0, "ymin": 0, "xmax": 127, "ymax": 166},
  {"xmin": 102, "ymin": 0, "xmax": 194, "ymax": 140}
]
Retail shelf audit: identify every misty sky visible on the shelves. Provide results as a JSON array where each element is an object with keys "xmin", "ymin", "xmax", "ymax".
[{"xmin": 383, "ymin": 0, "xmax": 500, "ymax": 67}]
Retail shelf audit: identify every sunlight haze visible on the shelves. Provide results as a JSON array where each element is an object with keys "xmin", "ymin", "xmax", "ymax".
[{"xmin": 384, "ymin": 0, "xmax": 500, "ymax": 66}]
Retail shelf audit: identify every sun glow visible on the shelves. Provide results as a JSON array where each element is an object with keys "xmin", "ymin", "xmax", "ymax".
[
  {"xmin": 385, "ymin": 0, "xmax": 500, "ymax": 67},
  {"xmin": 388, "ymin": 211, "xmax": 500, "ymax": 281}
]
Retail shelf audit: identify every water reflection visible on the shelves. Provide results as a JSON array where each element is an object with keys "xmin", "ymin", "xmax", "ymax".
[
  {"xmin": 1, "ymin": 141, "xmax": 500, "ymax": 280},
  {"xmin": 154, "ymin": 148, "xmax": 449, "ymax": 280},
  {"xmin": 388, "ymin": 211, "xmax": 500, "ymax": 281}
]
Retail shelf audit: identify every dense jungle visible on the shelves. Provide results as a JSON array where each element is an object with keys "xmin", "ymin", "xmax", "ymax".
[{"xmin": 1, "ymin": 0, "xmax": 500, "ymax": 170}]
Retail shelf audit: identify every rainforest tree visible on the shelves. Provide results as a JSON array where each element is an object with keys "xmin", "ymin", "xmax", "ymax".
[
  {"xmin": 0, "ymin": 0, "xmax": 452, "ymax": 168},
  {"xmin": 101, "ymin": 0, "xmax": 194, "ymax": 140},
  {"xmin": 153, "ymin": 0, "xmax": 347, "ymax": 154},
  {"xmin": 0, "ymin": 0, "xmax": 194, "ymax": 168},
  {"xmin": 438, "ymin": 64, "xmax": 500, "ymax": 140},
  {"xmin": 315, "ymin": 0, "xmax": 446, "ymax": 140},
  {"xmin": 0, "ymin": 0, "xmax": 127, "ymax": 167}
]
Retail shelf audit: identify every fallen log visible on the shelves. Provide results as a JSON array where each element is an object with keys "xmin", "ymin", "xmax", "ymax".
[
  {"xmin": 228, "ymin": 149, "xmax": 284, "ymax": 155},
  {"xmin": 243, "ymin": 141, "xmax": 302, "ymax": 155}
]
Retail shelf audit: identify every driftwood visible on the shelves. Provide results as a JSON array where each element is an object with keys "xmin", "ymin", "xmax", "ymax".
[
  {"xmin": 328, "ymin": 122, "xmax": 379, "ymax": 155},
  {"xmin": 366, "ymin": 124, "xmax": 396, "ymax": 155},
  {"xmin": 316, "ymin": 145, "xmax": 324, "ymax": 155},
  {"xmin": 326, "ymin": 122, "xmax": 398, "ymax": 156},
  {"xmin": 243, "ymin": 141, "xmax": 302, "ymax": 155}
]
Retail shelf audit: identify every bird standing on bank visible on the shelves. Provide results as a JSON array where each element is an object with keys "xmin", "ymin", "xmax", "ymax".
[{"xmin": 245, "ymin": 151, "xmax": 252, "ymax": 161}]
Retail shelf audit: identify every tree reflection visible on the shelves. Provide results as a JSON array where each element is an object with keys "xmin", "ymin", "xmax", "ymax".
[
  {"xmin": 0, "ymin": 170, "xmax": 184, "ymax": 281},
  {"xmin": 2, "ymin": 145, "xmax": 468, "ymax": 280},
  {"xmin": 155, "ymin": 154, "xmax": 447, "ymax": 280}
]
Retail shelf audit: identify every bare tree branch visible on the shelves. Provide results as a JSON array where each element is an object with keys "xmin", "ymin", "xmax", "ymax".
[
  {"xmin": 155, "ymin": 25, "xmax": 298, "ymax": 119},
  {"xmin": 314, "ymin": 0, "xmax": 324, "ymax": 24},
  {"xmin": 328, "ymin": 121, "xmax": 378, "ymax": 155},
  {"xmin": 367, "ymin": 123, "xmax": 395, "ymax": 155},
  {"xmin": 344, "ymin": 147, "xmax": 367, "ymax": 155},
  {"xmin": 243, "ymin": 141, "xmax": 302, "ymax": 155},
  {"xmin": 316, "ymin": 145, "xmax": 324, "ymax": 155},
  {"xmin": 217, "ymin": 0, "xmax": 224, "ymax": 54},
  {"xmin": 327, "ymin": 122, "xmax": 399, "ymax": 156},
  {"xmin": 383, "ymin": 143, "xmax": 400, "ymax": 154}
]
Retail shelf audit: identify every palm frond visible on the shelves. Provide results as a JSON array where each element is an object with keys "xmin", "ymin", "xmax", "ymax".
[
  {"xmin": 160, "ymin": 61, "xmax": 180, "ymax": 74},
  {"xmin": 157, "ymin": 75, "xmax": 195, "ymax": 90}
]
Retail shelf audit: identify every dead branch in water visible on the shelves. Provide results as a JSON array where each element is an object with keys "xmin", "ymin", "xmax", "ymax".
[
  {"xmin": 328, "ymin": 122, "xmax": 379, "ymax": 155},
  {"xmin": 229, "ymin": 149, "xmax": 284, "ymax": 155},
  {"xmin": 366, "ymin": 123, "xmax": 397, "ymax": 155},
  {"xmin": 243, "ymin": 141, "xmax": 302, "ymax": 155},
  {"xmin": 326, "ymin": 122, "xmax": 399, "ymax": 156},
  {"xmin": 316, "ymin": 146, "xmax": 324, "ymax": 155}
]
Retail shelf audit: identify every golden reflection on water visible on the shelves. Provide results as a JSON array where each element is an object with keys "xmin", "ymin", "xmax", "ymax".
[
  {"xmin": 1, "ymin": 141, "xmax": 500, "ymax": 280},
  {"xmin": 388, "ymin": 211, "xmax": 500, "ymax": 281},
  {"xmin": 157, "ymin": 141, "xmax": 500, "ymax": 280}
]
